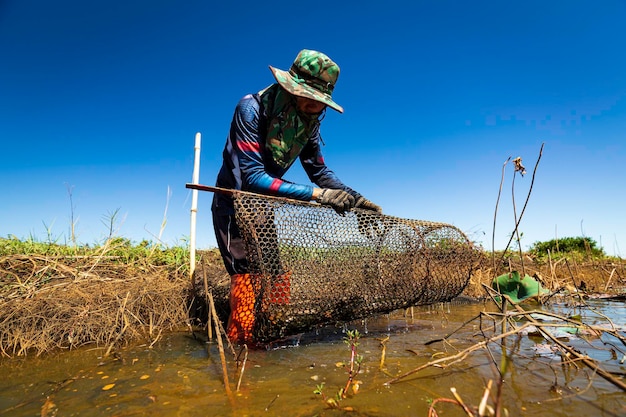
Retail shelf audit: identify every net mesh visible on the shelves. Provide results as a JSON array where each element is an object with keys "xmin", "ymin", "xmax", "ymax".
[{"xmin": 233, "ymin": 192, "xmax": 477, "ymax": 343}]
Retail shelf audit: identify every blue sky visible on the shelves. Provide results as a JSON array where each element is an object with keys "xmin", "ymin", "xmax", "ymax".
[{"xmin": 1, "ymin": 0, "xmax": 625, "ymax": 256}]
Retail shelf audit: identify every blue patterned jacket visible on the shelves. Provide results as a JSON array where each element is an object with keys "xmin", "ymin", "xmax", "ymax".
[{"xmin": 213, "ymin": 87, "xmax": 360, "ymax": 215}]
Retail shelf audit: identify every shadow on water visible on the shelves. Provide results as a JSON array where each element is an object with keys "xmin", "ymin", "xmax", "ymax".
[{"xmin": 1, "ymin": 300, "xmax": 625, "ymax": 416}]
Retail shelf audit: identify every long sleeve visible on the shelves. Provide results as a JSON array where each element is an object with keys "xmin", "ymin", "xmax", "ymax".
[{"xmin": 215, "ymin": 94, "xmax": 315, "ymax": 201}]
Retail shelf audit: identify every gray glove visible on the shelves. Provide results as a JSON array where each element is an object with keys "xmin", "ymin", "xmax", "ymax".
[
  {"xmin": 355, "ymin": 196, "xmax": 382, "ymax": 213},
  {"xmin": 318, "ymin": 189, "xmax": 355, "ymax": 214}
]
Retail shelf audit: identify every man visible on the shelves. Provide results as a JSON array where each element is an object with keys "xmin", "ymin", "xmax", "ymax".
[{"xmin": 212, "ymin": 49, "xmax": 381, "ymax": 344}]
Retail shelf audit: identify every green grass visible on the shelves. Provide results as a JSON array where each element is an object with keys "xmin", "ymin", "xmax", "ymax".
[{"xmin": 0, "ymin": 235, "xmax": 191, "ymax": 275}]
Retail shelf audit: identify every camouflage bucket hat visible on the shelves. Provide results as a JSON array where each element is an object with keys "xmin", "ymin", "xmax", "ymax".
[{"xmin": 269, "ymin": 49, "xmax": 344, "ymax": 113}]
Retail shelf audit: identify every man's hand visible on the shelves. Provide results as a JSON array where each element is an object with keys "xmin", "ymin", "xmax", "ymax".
[
  {"xmin": 317, "ymin": 189, "xmax": 355, "ymax": 214},
  {"xmin": 355, "ymin": 196, "xmax": 382, "ymax": 213}
]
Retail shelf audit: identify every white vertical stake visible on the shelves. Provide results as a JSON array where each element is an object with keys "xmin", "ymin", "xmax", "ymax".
[{"xmin": 190, "ymin": 132, "xmax": 201, "ymax": 283}]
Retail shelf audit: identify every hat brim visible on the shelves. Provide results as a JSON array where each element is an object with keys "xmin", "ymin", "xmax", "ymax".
[{"xmin": 269, "ymin": 66, "xmax": 344, "ymax": 113}]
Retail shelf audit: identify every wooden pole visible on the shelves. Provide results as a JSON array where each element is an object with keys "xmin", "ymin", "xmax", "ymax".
[
  {"xmin": 185, "ymin": 182, "xmax": 320, "ymax": 206},
  {"xmin": 190, "ymin": 132, "xmax": 201, "ymax": 286}
]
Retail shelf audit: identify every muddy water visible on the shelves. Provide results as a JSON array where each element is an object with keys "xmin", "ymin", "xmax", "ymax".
[{"xmin": 1, "ymin": 300, "xmax": 624, "ymax": 417}]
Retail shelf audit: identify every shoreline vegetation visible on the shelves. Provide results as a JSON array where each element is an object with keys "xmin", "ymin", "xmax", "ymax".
[
  {"xmin": 1, "ymin": 235, "xmax": 624, "ymax": 358},
  {"xmin": 0, "ymin": 236, "xmax": 228, "ymax": 358}
]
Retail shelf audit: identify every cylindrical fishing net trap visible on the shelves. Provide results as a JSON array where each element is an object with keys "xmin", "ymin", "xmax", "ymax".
[{"xmin": 233, "ymin": 192, "xmax": 478, "ymax": 343}]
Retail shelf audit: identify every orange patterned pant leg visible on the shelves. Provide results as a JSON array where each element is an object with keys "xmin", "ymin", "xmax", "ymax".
[
  {"xmin": 268, "ymin": 271, "xmax": 292, "ymax": 305},
  {"xmin": 226, "ymin": 273, "xmax": 256, "ymax": 344}
]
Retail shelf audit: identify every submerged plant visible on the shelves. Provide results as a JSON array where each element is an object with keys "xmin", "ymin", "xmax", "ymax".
[
  {"xmin": 341, "ymin": 329, "xmax": 364, "ymax": 398},
  {"xmin": 313, "ymin": 329, "xmax": 364, "ymax": 410}
]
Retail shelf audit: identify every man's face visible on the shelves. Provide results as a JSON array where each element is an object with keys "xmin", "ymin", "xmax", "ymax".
[{"xmin": 295, "ymin": 96, "xmax": 326, "ymax": 115}]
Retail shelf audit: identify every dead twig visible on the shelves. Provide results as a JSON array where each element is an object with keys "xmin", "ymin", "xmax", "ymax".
[
  {"xmin": 104, "ymin": 291, "xmax": 131, "ymax": 357},
  {"xmin": 507, "ymin": 301, "xmax": 626, "ymax": 392},
  {"xmin": 385, "ymin": 323, "xmax": 533, "ymax": 385},
  {"xmin": 208, "ymin": 291, "xmax": 234, "ymax": 401},
  {"xmin": 492, "ymin": 156, "xmax": 511, "ymax": 271},
  {"xmin": 236, "ymin": 344, "xmax": 248, "ymax": 392},
  {"xmin": 378, "ymin": 335, "xmax": 389, "ymax": 369},
  {"xmin": 498, "ymin": 143, "xmax": 544, "ymax": 264}
]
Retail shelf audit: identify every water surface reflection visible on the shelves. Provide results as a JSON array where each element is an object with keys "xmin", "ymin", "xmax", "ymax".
[{"xmin": 1, "ymin": 300, "xmax": 624, "ymax": 416}]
